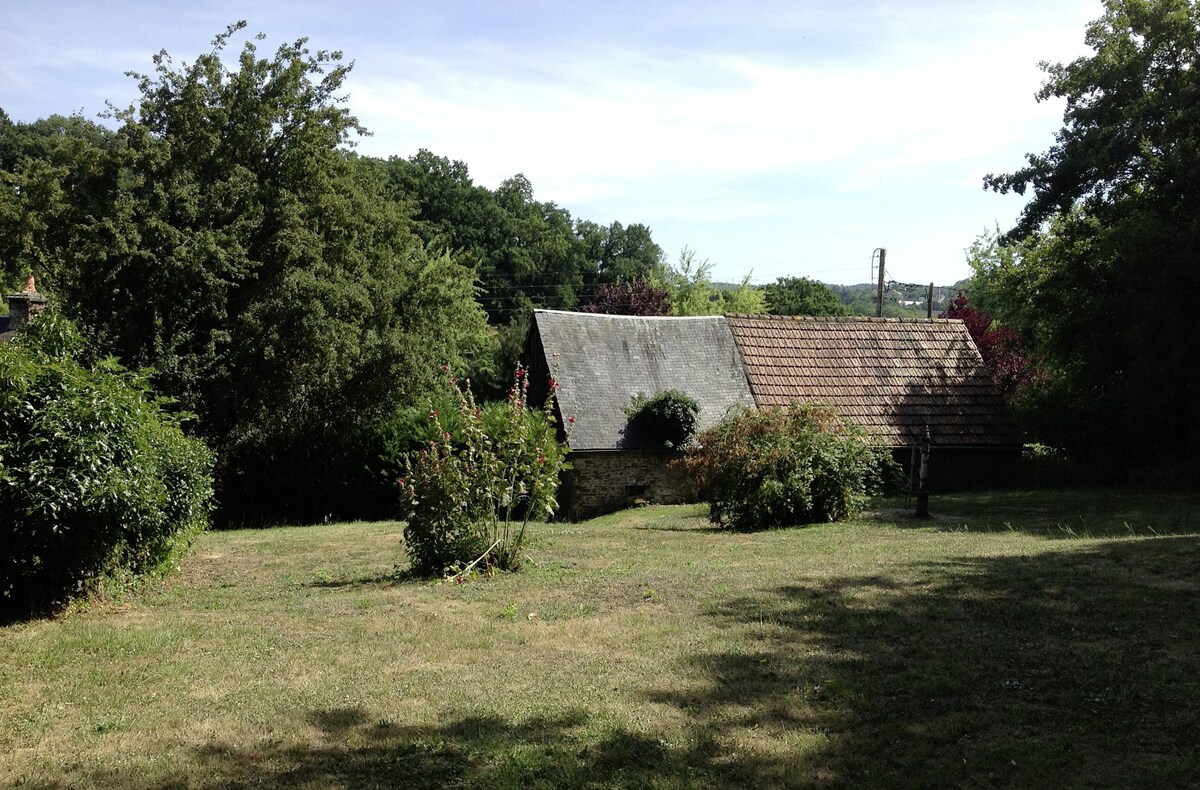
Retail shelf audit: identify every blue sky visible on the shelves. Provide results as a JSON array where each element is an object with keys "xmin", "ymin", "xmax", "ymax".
[{"xmin": 1, "ymin": 1, "xmax": 1099, "ymax": 286}]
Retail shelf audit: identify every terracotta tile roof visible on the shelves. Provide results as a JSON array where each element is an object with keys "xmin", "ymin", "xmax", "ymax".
[
  {"xmin": 726, "ymin": 315, "xmax": 1021, "ymax": 448},
  {"xmin": 528, "ymin": 310, "xmax": 755, "ymax": 451}
]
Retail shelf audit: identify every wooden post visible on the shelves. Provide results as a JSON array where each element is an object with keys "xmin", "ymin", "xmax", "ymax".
[{"xmin": 915, "ymin": 425, "xmax": 931, "ymax": 518}]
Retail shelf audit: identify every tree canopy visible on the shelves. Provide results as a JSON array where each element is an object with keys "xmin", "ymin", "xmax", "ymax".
[
  {"xmin": 579, "ymin": 280, "xmax": 671, "ymax": 316},
  {"xmin": 980, "ymin": 0, "xmax": 1200, "ymax": 464},
  {"xmin": 377, "ymin": 151, "xmax": 665, "ymax": 326},
  {"xmin": 1, "ymin": 24, "xmax": 491, "ymax": 521},
  {"xmin": 763, "ymin": 276, "xmax": 849, "ymax": 316}
]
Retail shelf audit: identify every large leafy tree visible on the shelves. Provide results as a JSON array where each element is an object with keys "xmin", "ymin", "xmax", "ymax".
[
  {"xmin": 4, "ymin": 24, "xmax": 488, "ymax": 521},
  {"xmin": 981, "ymin": 0, "xmax": 1200, "ymax": 461},
  {"xmin": 0, "ymin": 111, "xmax": 117, "ymax": 292},
  {"xmin": 940, "ymin": 293, "xmax": 1036, "ymax": 398},
  {"xmin": 379, "ymin": 151, "xmax": 666, "ymax": 325},
  {"xmin": 575, "ymin": 219, "xmax": 664, "ymax": 284}
]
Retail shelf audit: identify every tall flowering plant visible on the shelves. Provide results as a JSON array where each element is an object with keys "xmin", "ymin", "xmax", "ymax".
[{"xmin": 397, "ymin": 366, "xmax": 570, "ymax": 576}]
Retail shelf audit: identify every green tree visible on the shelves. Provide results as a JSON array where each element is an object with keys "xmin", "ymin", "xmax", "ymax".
[
  {"xmin": 6, "ymin": 25, "xmax": 489, "ymax": 522},
  {"xmin": 0, "ymin": 111, "xmax": 116, "ymax": 292},
  {"xmin": 659, "ymin": 247, "xmax": 766, "ymax": 316},
  {"xmin": 576, "ymin": 219, "xmax": 664, "ymax": 284},
  {"xmin": 763, "ymin": 276, "xmax": 849, "ymax": 316},
  {"xmin": 982, "ymin": 0, "xmax": 1200, "ymax": 462}
]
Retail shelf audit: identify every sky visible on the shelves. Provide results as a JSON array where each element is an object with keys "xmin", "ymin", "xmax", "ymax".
[{"xmin": 1, "ymin": 1, "xmax": 1100, "ymax": 286}]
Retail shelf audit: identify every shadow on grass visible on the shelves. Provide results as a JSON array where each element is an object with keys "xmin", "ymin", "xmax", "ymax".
[
  {"xmin": 631, "ymin": 521, "xmax": 722, "ymax": 534},
  {"xmin": 881, "ymin": 488, "xmax": 1200, "ymax": 539},
  {"xmin": 112, "ymin": 708, "xmax": 738, "ymax": 789},
  {"xmin": 305, "ymin": 570, "xmax": 409, "ymax": 590},
  {"xmin": 84, "ymin": 535, "xmax": 1200, "ymax": 788},
  {"xmin": 668, "ymin": 534, "xmax": 1200, "ymax": 787}
]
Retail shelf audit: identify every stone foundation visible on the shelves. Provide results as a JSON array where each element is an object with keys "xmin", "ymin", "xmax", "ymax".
[{"xmin": 562, "ymin": 450, "xmax": 695, "ymax": 521}]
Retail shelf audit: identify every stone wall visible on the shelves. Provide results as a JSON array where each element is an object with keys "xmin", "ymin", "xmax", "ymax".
[
  {"xmin": 5, "ymin": 292, "xmax": 47, "ymax": 333},
  {"xmin": 561, "ymin": 445, "xmax": 1021, "ymax": 520},
  {"xmin": 561, "ymin": 450, "xmax": 695, "ymax": 521}
]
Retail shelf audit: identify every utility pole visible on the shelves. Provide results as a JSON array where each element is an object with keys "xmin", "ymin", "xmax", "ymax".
[
  {"xmin": 875, "ymin": 248, "xmax": 886, "ymax": 317},
  {"xmin": 927, "ymin": 283, "xmax": 934, "ymax": 319}
]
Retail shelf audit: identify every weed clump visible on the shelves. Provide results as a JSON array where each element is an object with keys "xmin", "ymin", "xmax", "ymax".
[{"xmin": 397, "ymin": 366, "xmax": 569, "ymax": 576}]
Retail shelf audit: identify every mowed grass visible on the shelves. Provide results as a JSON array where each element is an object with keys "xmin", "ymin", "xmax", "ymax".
[{"xmin": 3, "ymin": 489, "xmax": 1199, "ymax": 788}]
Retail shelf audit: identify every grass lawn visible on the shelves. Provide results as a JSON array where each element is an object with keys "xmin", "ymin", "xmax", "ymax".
[{"xmin": 3, "ymin": 489, "xmax": 1199, "ymax": 788}]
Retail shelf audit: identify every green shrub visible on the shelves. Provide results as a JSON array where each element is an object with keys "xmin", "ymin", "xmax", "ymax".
[
  {"xmin": 625, "ymin": 389, "xmax": 700, "ymax": 449},
  {"xmin": 397, "ymin": 367, "xmax": 569, "ymax": 576},
  {"xmin": 0, "ymin": 313, "xmax": 214, "ymax": 620},
  {"xmin": 679, "ymin": 405, "xmax": 893, "ymax": 530}
]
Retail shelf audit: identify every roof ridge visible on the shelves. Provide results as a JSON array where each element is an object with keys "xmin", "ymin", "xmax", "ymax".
[
  {"xmin": 725, "ymin": 313, "xmax": 957, "ymax": 323},
  {"xmin": 535, "ymin": 309, "xmax": 725, "ymax": 322}
]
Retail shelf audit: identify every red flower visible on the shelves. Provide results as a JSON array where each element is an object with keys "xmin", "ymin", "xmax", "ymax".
[{"xmin": 567, "ymin": 415, "xmax": 576, "ymax": 424}]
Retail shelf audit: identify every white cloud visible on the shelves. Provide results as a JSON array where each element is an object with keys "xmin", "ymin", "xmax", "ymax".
[{"xmin": 1, "ymin": 0, "xmax": 1099, "ymax": 285}]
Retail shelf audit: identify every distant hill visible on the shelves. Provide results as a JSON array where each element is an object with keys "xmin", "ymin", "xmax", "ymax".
[
  {"xmin": 713, "ymin": 278, "xmax": 972, "ymax": 318},
  {"xmin": 833, "ymin": 282, "xmax": 958, "ymax": 318}
]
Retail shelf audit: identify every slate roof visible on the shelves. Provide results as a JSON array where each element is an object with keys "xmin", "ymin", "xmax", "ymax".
[
  {"xmin": 528, "ymin": 310, "xmax": 755, "ymax": 451},
  {"xmin": 725, "ymin": 315, "xmax": 1021, "ymax": 448}
]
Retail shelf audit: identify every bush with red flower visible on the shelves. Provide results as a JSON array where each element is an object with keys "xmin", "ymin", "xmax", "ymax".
[{"xmin": 941, "ymin": 294, "xmax": 1038, "ymax": 398}]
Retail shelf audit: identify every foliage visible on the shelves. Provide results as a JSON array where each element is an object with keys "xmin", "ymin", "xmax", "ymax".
[
  {"xmin": 0, "ymin": 312, "xmax": 213, "ymax": 620},
  {"xmin": 378, "ymin": 151, "xmax": 665, "ymax": 325},
  {"xmin": 981, "ymin": 0, "xmax": 1200, "ymax": 462},
  {"xmin": 624, "ymin": 389, "xmax": 700, "ymax": 449},
  {"xmin": 680, "ymin": 405, "xmax": 893, "ymax": 530},
  {"xmin": 720, "ymin": 277, "xmax": 768, "ymax": 314},
  {"xmin": 579, "ymin": 279, "xmax": 671, "ymax": 316},
  {"xmin": 763, "ymin": 276, "xmax": 849, "ymax": 316},
  {"xmin": 0, "ymin": 111, "xmax": 118, "ymax": 291},
  {"xmin": 576, "ymin": 220, "xmax": 665, "ymax": 284},
  {"xmin": 940, "ymin": 292, "xmax": 1038, "ymax": 397},
  {"xmin": 397, "ymin": 367, "xmax": 569, "ymax": 576},
  {"xmin": 659, "ymin": 247, "xmax": 767, "ymax": 316},
  {"xmin": 1, "ymin": 25, "xmax": 489, "ymax": 523}
]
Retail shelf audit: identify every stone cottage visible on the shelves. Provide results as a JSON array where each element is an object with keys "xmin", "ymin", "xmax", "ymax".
[
  {"xmin": 524, "ymin": 310, "xmax": 755, "ymax": 519},
  {"xmin": 525, "ymin": 310, "xmax": 1022, "ymax": 520}
]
